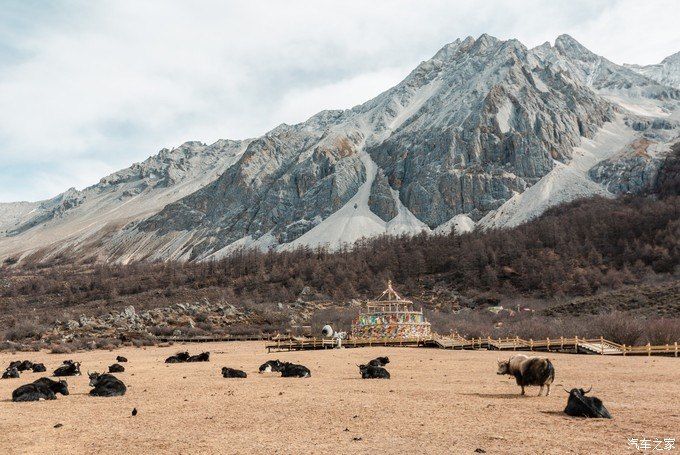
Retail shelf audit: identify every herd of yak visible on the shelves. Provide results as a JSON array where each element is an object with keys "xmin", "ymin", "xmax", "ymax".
[
  {"xmin": 3, "ymin": 356, "xmax": 128, "ymax": 401},
  {"xmin": 2, "ymin": 351, "xmax": 611, "ymax": 419}
]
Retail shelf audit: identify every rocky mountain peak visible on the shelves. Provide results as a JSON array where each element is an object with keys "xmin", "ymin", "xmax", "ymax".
[
  {"xmin": 661, "ymin": 50, "xmax": 680, "ymax": 65},
  {"xmin": 554, "ymin": 34, "xmax": 597, "ymax": 61},
  {"xmin": 1, "ymin": 34, "xmax": 678, "ymax": 264}
]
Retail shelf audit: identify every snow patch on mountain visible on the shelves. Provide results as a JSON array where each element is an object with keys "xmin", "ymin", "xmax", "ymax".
[
  {"xmin": 279, "ymin": 152, "xmax": 391, "ymax": 251},
  {"xmin": 479, "ymin": 116, "xmax": 636, "ymax": 229},
  {"xmin": 433, "ymin": 214, "xmax": 475, "ymax": 235}
]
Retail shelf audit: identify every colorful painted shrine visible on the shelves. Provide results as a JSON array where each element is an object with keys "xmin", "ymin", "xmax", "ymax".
[{"xmin": 351, "ymin": 281, "xmax": 431, "ymax": 339}]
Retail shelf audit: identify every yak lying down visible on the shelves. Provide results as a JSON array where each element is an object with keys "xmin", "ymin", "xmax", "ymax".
[{"xmin": 564, "ymin": 387, "xmax": 612, "ymax": 418}]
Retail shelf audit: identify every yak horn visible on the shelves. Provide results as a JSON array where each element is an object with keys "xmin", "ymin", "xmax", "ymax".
[
  {"xmin": 563, "ymin": 387, "xmax": 571, "ymax": 394},
  {"xmin": 584, "ymin": 386, "xmax": 592, "ymax": 394}
]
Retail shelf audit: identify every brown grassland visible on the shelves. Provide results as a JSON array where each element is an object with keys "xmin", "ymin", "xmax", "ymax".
[{"xmin": 0, "ymin": 341, "xmax": 678, "ymax": 454}]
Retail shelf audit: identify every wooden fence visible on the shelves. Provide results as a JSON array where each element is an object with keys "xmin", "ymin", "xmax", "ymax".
[{"xmin": 265, "ymin": 334, "xmax": 679, "ymax": 356}]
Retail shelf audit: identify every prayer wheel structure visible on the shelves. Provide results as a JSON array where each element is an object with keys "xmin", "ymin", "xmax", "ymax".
[{"xmin": 351, "ymin": 281, "xmax": 431, "ymax": 339}]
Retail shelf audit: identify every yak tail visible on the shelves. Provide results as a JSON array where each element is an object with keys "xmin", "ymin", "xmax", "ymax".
[{"xmin": 542, "ymin": 359, "xmax": 555, "ymax": 384}]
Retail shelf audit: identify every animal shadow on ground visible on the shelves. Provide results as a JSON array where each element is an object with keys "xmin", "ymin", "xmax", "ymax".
[
  {"xmin": 540, "ymin": 410, "xmax": 570, "ymax": 417},
  {"xmin": 461, "ymin": 392, "xmax": 525, "ymax": 399},
  {"xmin": 540, "ymin": 410, "xmax": 607, "ymax": 421}
]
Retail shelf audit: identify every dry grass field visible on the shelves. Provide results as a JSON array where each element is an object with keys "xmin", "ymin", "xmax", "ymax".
[{"xmin": 0, "ymin": 342, "xmax": 678, "ymax": 454}]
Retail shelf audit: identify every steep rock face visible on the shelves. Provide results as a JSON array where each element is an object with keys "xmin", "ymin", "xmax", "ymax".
[
  {"xmin": 367, "ymin": 35, "xmax": 613, "ymax": 225},
  {"xmin": 137, "ymin": 119, "xmax": 366, "ymax": 257},
  {"xmin": 589, "ymin": 138, "xmax": 664, "ymax": 194},
  {"xmin": 368, "ymin": 170, "xmax": 398, "ymax": 222},
  {"xmin": 625, "ymin": 51, "xmax": 680, "ymax": 90}
]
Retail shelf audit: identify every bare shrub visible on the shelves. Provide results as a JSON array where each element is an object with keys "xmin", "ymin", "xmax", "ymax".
[
  {"xmin": 641, "ymin": 318, "xmax": 680, "ymax": 345},
  {"xmin": 95, "ymin": 337, "xmax": 122, "ymax": 350},
  {"xmin": 227, "ymin": 323, "xmax": 263, "ymax": 336},
  {"xmin": 590, "ymin": 312, "xmax": 644, "ymax": 345},
  {"xmin": 49, "ymin": 343, "xmax": 73, "ymax": 354},
  {"xmin": 4, "ymin": 321, "xmax": 45, "ymax": 341}
]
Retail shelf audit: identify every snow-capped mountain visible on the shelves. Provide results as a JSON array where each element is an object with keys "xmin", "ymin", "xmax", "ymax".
[{"xmin": 1, "ymin": 34, "xmax": 678, "ymax": 264}]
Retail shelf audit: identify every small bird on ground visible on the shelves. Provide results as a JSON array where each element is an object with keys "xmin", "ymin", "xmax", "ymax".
[{"xmin": 132, "ymin": 408, "xmax": 137, "ymax": 416}]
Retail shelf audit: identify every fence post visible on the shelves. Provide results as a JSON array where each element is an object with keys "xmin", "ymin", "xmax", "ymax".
[
  {"xmin": 647, "ymin": 343, "xmax": 651, "ymax": 357},
  {"xmin": 514, "ymin": 336, "xmax": 519, "ymax": 351},
  {"xmin": 622, "ymin": 344, "xmax": 626, "ymax": 356},
  {"xmin": 530, "ymin": 339, "xmax": 534, "ymax": 351},
  {"xmin": 560, "ymin": 336, "xmax": 564, "ymax": 349},
  {"xmin": 600, "ymin": 336, "xmax": 605, "ymax": 355},
  {"xmin": 675, "ymin": 342, "xmax": 678, "ymax": 358},
  {"xmin": 547, "ymin": 338, "xmax": 550, "ymax": 351}
]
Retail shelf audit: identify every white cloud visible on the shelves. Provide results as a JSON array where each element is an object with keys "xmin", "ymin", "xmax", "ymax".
[{"xmin": 0, "ymin": 0, "xmax": 678, "ymax": 201}]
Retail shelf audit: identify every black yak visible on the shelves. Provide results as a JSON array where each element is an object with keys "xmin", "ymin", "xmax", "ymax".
[
  {"xmin": 165, "ymin": 352, "xmax": 191, "ymax": 363},
  {"xmin": 280, "ymin": 363, "xmax": 311, "ymax": 378},
  {"xmin": 497, "ymin": 354, "xmax": 554, "ymax": 396},
  {"xmin": 116, "ymin": 356, "xmax": 128, "ymax": 363},
  {"xmin": 9, "ymin": 360, "xmax": 33, "ymax": 372},
  {"xmin": 222, "ymin": 367, "xmax": 247, "ymax": 378},
  {"xmin": 368, "ymin": 357, "xmax": 390, "ymax": 367},
  {"xmin": 53, "ymin": 360, "xmax": 81, "ymax": 377},
  {"xmin": 13, "ymin": 378, "xmax": 69, "ymax": 402},
  {"xmin": 564, "ymin": 387, "xmax": 612, "ymax": 418},
  {"xmin": 108, "ymin": 363, "xmax": 125, "ymax": 373},
  {"xmin": 88, "ymin": 372, "xmax": 127, "ymax": 397},
  {"xmin": 31, "ymin": 363, "xmax": 47, "ymax": 373},
  {"xmin": 2, "ymin": 366, "xmax": 20, "ymax": 379},
  {"xmin": 258, "ymin": 360, "xmax": 285, "ymax": 373},
  {"xmin": 359, "ymin": 364, "xmax": 390, "ymax": 379},
  {"xmin": 187, "ymin": 352, "xmax": 210, "ymax": 362}
]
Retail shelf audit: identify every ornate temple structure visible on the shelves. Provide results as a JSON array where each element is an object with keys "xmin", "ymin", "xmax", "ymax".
[{"xmin": 351, "ymin": 281, "xmax": 431, "ymax": 339}]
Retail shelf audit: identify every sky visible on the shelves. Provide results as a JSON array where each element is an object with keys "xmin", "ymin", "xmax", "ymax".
[{"xmin": 1, "ymin": 0, "xmax": 679, "ymax": 202}]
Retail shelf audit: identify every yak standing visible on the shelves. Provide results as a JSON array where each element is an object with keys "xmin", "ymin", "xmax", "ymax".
[{"xmin": 497, "ymin": 354, "xmax": 554, "ymax": 396}]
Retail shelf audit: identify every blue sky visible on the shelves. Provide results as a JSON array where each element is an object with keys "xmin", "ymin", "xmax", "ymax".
[{"xmin": 1, "ymin": 0, "xmax": 679, "ymax": 202}]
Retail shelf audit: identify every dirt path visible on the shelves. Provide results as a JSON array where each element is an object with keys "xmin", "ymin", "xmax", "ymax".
[{"xmin": 0, "ymin": 342, "xmax": 678, "ymax": 454}]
